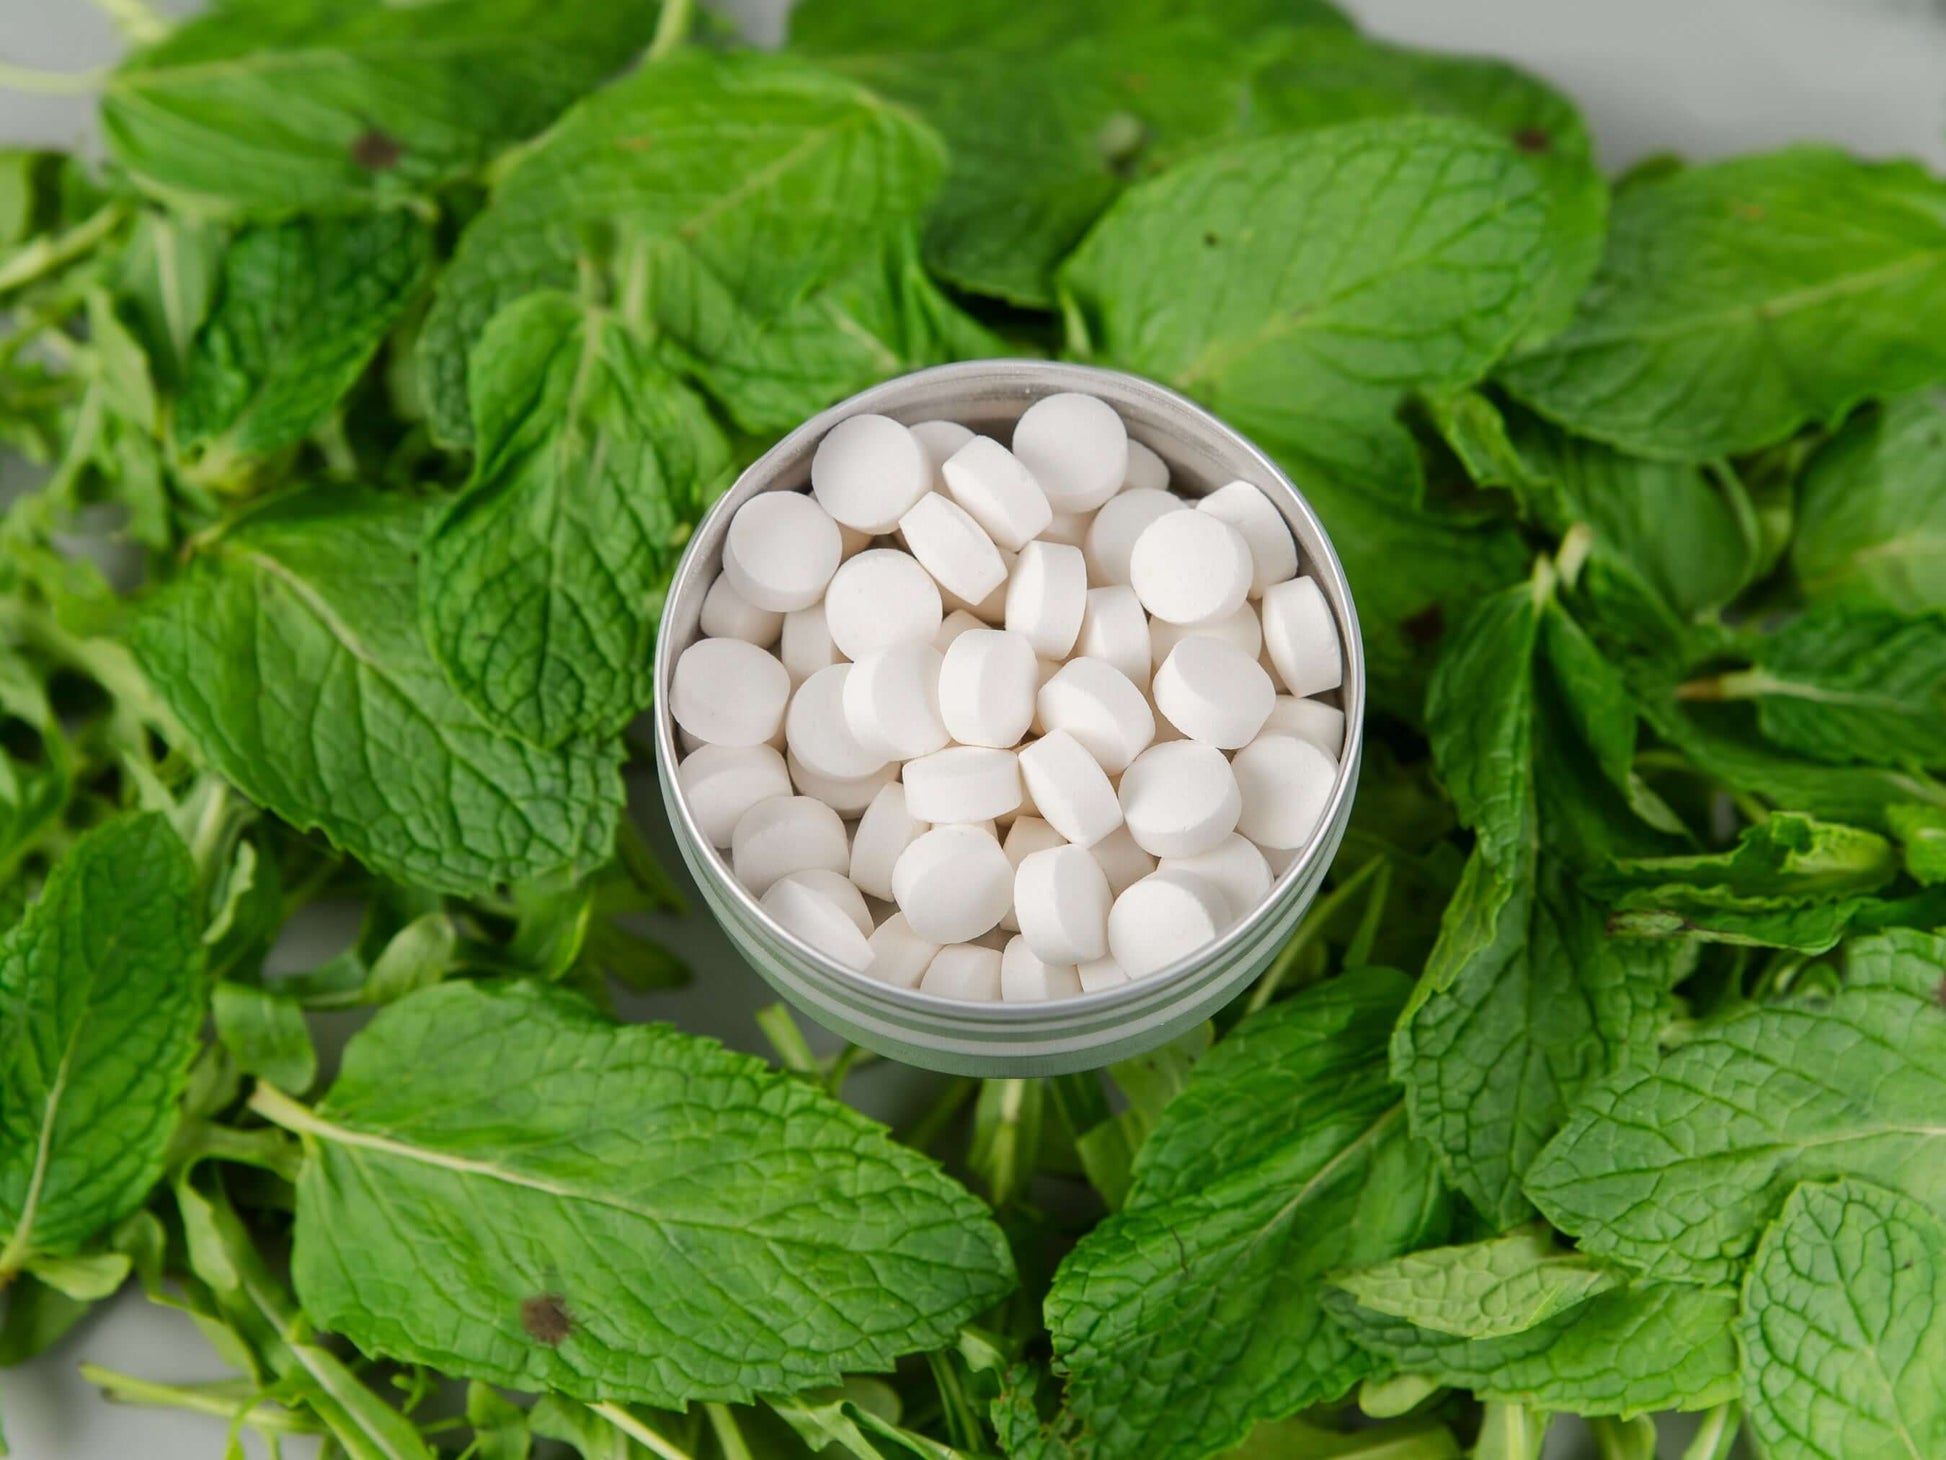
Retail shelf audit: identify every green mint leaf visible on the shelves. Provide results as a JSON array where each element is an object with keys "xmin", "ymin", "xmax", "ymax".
[
  {"xmin": 1045, "ymin": 971, "xmax": 1448, "ymax": 1460},
  {"xmin": 1527, "ymin": 937, "xmax": 1946, "ymax": 1283},
  {"xmin": 175, "ymin": 211, "xmax": 433, "ymax": 483},
  {"xmin": 0, "ymin": 813, "xmax": 202, "ymax": 1276},
  {"xmin": 1501, "ymin": 149, "xmax": 1946, "ymax": 460},
  {"xmin": 1599, "ymin": 811, "xmax": 1902, "ymax": 953},
  {"xmin": 1740, "ymin": 1179, "xmax": 1946, "ymax": 1460},
  {"xmin": 1795, "ymin": 394, "xmax": 1946, "ymax": 614},
  {"xmin": 109, "ymin": 212, "xmax": 226, "ymax": 396},
  {"xmin": 791, "ymin": 0, "xmax": 1351, "ymax": 53},
  {"xmin": 259, "ymin": 980, "xmax": 1015, "ymax": 1407},
  {"xmin": 1705, "ymin": 607, "xmax": 1946, "ymax": 770},
  {"xmin": 1061, "ymin": 117, "xmax": 1554, "ymax": 504},
  {"xmin": 211, "ymin": 981, "xmax": 318, "ymax": 1097},
  {"xmin": 1400, "ymin": 583, "xmax": 1689, "ymax": 1225},
  {"xmin": 421, "ymin": 293, "xmax": 731, "ymax": 747},
  {"xmin": 102, "ymin": 0, "xmax": 662, "ymax": 215},
  {"xmin": 1323, "ymin": 1282, "xmax": 1739, "ymax": 1419},
  {"xmin": 1889, "ymin": 804, "xmax": 1946, "ymax": 884},
  {"xmin": 1244, "ymin": 30, "xmax": 1605, "ymax": 346},
  {"xmin": 1328, "ymin": 1228, "xmax": 1621, "ymax": 1341},
  {"xmin": 417, "ymin": 51, "xmax": 946, "ymax": 446},
  {"xmin": 130, "ymin": 488, "xmax": 623, "ymax": 896}
]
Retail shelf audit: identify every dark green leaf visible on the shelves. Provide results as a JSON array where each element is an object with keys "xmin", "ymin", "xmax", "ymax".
[
  {"xmin": 1794, "ymin": 394, "xmax": 1946, "ymax": 614},
  {"xmin": 417, "ymin": 51, "xmax": 948, "ymax": 445},
  {"xmin": 1046, "ymin": 971, "xmax": 1448, "ymax": 1460},
  {"xmin": 1526, "ymin": 933, "xmax": 1946, "ymax": 1283},
  {"xmin": 790, "ymin": 0, "xmax": 1352, "ymax": 53},
  {"xmin": 0, "ymin": 813, "xmax": 202, "ymax": 1276},
  {"xmin": 1324, "ymin": 1282, "xmax": 1738, "ymax": 1419},
  {"xmin": 1062, "ymin": 118, "xmax": 1555, "ymax": 504},
  {"xmin": 103, "ymin": 0, "xmax": 663, "ymax": 215},
  {"xmin": 130, "ymin": 488, "xmax": 624, "ymax": 896},
  {"xmin": 1502, "ymin": 149, "xmax": 1946, "ymax": 460},
  {"xmin": 176, "ymin": 211, "xmax": 432, "ymax": 482},
  {"xmin": 422, "ymin": 293, "xmax": 731, "ymax": 746},
  {"xmin": 1329, "ymin": 1228, "xmax": 1620, "ymax": 1341},
  {"xmin": 1739, "ymin": 1179, "xmax": 1946, "ymax": 1460},
  {"xmin": 1698, "ymin": 607, "xmax": 1946, "ymax": 769},
  {"xmin": 258, "ymin": 981, "xmax": 1015, "ymax": 1406}
]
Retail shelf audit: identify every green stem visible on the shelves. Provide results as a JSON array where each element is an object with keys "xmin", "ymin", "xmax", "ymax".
[
  {"xmin": 1679, "ymin": 1404, "xmax": 1740, "ymax": 1460},
  {"xmin": 704, "ymin": 1404, "xmax": 754, "ymax": 1460},
  {"xmin": 79, "ymin": 1366, "xmax": 318, "ymax": 1433},
  {"xmin": 1245, "ymin": 855, "xmax": 1386, "ymax": 1014},
  {"xmin": 0, "ymin": 60, "xmax": 109, "ymax": 94},
  {"xmin": 0, "ymin": 203, "xmax": 128, "ymax": 295},
  {"xmin": 590, "ymin": 1401, "xmax": 694, "ymax": 1460},
  {"xmin": 647, "ymin": 0, "xmax": 696, "ymax": 60},
  {"xmin": 754, "ymin": 1004, "xmax": 821, "ymax": 1077},
  {"xmin": 899, "ymin": 1077, "xmax": 975, "ymax": 1154}
]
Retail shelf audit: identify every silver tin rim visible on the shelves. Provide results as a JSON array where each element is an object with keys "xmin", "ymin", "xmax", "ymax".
[{"xmin": 653, "ymin": 360, "xmax": 1365, "ymax": 1075}]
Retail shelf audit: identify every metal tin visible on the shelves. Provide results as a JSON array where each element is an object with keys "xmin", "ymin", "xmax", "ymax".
[{"xmin": 654, "ymin": 361, "xmax": 1364, "ymax": 1075}]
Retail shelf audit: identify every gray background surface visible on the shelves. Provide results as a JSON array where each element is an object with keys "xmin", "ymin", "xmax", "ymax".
[{"xmin": 4, "ymin": 0, "xmax": 1946, "ymax": 1455}]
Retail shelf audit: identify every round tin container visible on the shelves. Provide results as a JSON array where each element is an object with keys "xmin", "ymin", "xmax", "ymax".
[{"xmin": 654, "ymin": 360, "xmax": 1363, "ymax": 1075}]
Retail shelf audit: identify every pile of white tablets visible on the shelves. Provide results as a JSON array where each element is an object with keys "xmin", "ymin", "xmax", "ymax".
[{"xmin": 671, "ymin": 394, "xmax": 1345, "ymax": 1003}]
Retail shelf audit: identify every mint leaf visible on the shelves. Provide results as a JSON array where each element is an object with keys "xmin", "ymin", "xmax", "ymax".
[
  {"xmin": 1398, "ymin": 581, "xmax": 1689, "ymax": 1226},
  {"xmin": 102, "ymin": 0, "xmax": 661, "ymax": 215},
  {"xmin": 1739, "ymin": 1178, "xmax": 1946, "ymax": 1460},
  {"xmin": 1600, "ymin": 811, "xmax": 1903, "ymax": 953},
  {"xmin": 1795, "ymin": 395, "xmax": 1946, "ymax": 614},
  {"xmin": 1323, "ymin": 1282, "xmax": 1739, "ymax": 1418},
  {"xmin": 421, "ymin": 294, "xmax": 731, "ymax": 748},
  {"xmin": 1889, "ymin": 804, "xmax": 1946, "ymax": 884},
  {"xmin": 1061, "ymin": 117, "xmax": 1554, "ymax": 503},
  {"xmin": 1703, "ymin": 607, "xmax": 1946, "ymax": 770},
  {"xmin": 258, "ymin": 981, "xmax": 1015, "ymax": 1407},
  {"xmin": 417, "ymin": 51, "xmax": 946, "ymax": 445},
  {"xmin": 130, "ymin": 488, "xmax": 623, "ymax": 896},
  {"xmin": 1045, "ymin": 971, "xmax": 1448, "ymax": 1460},
  {"xmin": 1526, "ymin": 935, "xmax": 1946, "ymax": 1283},
  {"xmin": 0, "ymin": 813, "xmax": 202, "ymax": 1276},
  {"xmin": 1329, "ymin": 1228, "xmax": 1621, "ymax": 1341},
  {"xmin": 791, "ymin": 0, "xmax": 1351, "ymax": 52},
  {"xmin": 176, "ymin": 211, "xmax": 432, "ymax": 483},
  {"xmin": 1502, "ymin": 149, "xmax": 1946, "ymax": 460}
]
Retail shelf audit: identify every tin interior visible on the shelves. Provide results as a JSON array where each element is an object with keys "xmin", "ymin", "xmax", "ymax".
[{"xmin": 652, "ymin": 361, "xmax": 1364, "ymax": 1066}]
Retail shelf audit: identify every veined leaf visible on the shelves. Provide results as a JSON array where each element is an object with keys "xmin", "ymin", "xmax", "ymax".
[
  {"xmin": 1696, "ymin": 607, "xmax": 1946, "ymax": 770},
  {"xmin": 421, "ymin": 293, "xmax": 731, "ymax": 748},
  {"xmin": 417, "ymin": 51, "xmax": 948, "ymax": 445},
  {"xmin": 130, "ymin": 488, "xmax": 623, "ymax": 896},
  {"xmin": 1502, "ymin": 148, "xmax": 1946, "ymax": 460},
  {"xmin": 1794, "ymin": 394, "xmax": 1946, "ymax": 614},
  {"xmin": 1526, "ymin": 933, "xmax": 1946, "ymax": 1283},
  {"xmin": 257, "ymin": 981, "xmax": 1015, "ymax": 1407},
  {"xmin": 0, "ymin": 814, "xmax": 202, "ymax": 1275},
  {"xmin": 1323, "ymin": 1282, "xmax": 1739, "ymax": 1418},
  {"xmin": 1061, "ymin": 118, "xmax": 1554, "ymax": 505},
  {"xmin": 1329, "ymin": 1228, "xmax": 1621, "ymax": 1341},
  {"xmin": 102, "ymin": 0, "xmax": 662, "ymax": 215},
  {"xmin": 176, "ymin": 210, "xmax": 432, "ymax": 482},
  {"xmin": 1045, "ymin": 971, "xmax": 1448, "ymax": 1460},
  {"xmin": 1740, "ymin": 1179, "xmax": 1946, "ymax": 1460}
]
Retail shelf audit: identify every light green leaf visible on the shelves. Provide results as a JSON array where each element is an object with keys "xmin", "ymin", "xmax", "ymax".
[
  {"xmin": 211, "ymin": 982, "xmax": 317, "ymax": 1096},
  {"xmin": 256, "ymin": 981, "xmax": 1014, "ymax": 1406},
  {"xmin": 1739, "ymin": 1179, "xmax": 1946, "ymax": 1460},
  {"xmin": 1045, "ymin": 971, "xmax": 1448, "ymax": 1460},
  {"xmin": 22, "ymin": 1249, "xmax": 131, "ymax": 1302},
  {"xmin": 1062, "ymin": 118, "xmax": 1554, "ymax": 504},
  {"xmin": 1698, "ymin": 607, "xmax": 1946, "ymax": 770},
  {"xmin": 1889, "ymin": 804, "xmax": 1946, "ymax": 884},
  {"xmin": 176, "ymin": 211, "xmax": 432, "ymax": 482},
  {"xmin": 0, "ymin": 813, "xmax": 202, "ymax": 1276},
  {"xmin": 1501, "ymin": 148, "xmax": 1946, "ymax": 460},
  {"xmin": 1795, "ymin": 394, "xmax": 1946, "ymax": 614},
  {"xmin": 130, "ymin": 488, "xmax": 624, "ymax": 897},
  {"xmin": 1323, "ymin": 1282, "xmax": 1739, "ymax": 1418},
  {"xmin": 417, "ymin": 51, "xmax": 947, "ymax": 445},
  {"xmin": 102, "ymin": 0, "xmax": 662, "ymax": 215},
  {"xmin": 421, "ymin": 293, "xmax": 731, "ymax": 747},
  {"xmin": 110, "ymin": 211, "xmax": 227, "ymax": 395},
  {"xmin": 1330, "ymin": 1229, "xmax": 1621, "ymax": 1341},
  {"xmin": 1526, "ymin": 935, "xmax": 1946, "ymax": 1283}
]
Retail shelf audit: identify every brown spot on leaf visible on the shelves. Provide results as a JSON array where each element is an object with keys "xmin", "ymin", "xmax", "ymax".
[
  {"xmin": 350, "ymin": 129, "xmax": 402, "ymax": 172},
  {"xmin": 1203, "ymin": 231, "xmax": 1221, "ymax": 248},
  {"xmin": 521, "ymin": 1294, "xmax": 574, "ymax": 1346},
  {"xmin": 1512, "ymin": 127, "xmax": 1552, "ymax": 154},
  {"xmin": 1731, "ymin": 199, "xmax": 1765, "ymax": 222},
  {"xmin": 1934, "ymin": 974, "xmax": 1946, "ymax": 1010},
  {"xmin": 616, "ymin": 136, "xmax": 656, "ymax": 152}
]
